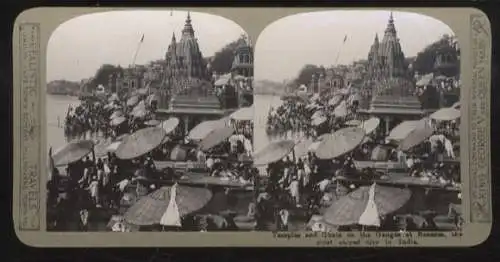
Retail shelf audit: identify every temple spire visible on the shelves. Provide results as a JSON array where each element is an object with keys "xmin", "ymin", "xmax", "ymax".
[
  {"xmin": 182, "ymin": 11, "xmax": 195, "ymax": 37},
  {"xmin": 171, "ymin": 32, "xmax": 176, "ymax": 42},
  {"xmin": 385, "ymin": 12, "xmax": 396, "ymax": 35}
]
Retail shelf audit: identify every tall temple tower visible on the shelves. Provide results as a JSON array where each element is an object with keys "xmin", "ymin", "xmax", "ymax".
[
  {"xmin": 164, "ymin": 12, "xmax": 209, "ymax": 94},
  {"xmin": 367, "ymin": 12, "xmax": 409, "ymax": 82},
  {"xmin": 231, "ymin": 35, "xmax": 254, "ymax": 78},
  {"xmin": 365, "ymin": 12, "xmax": 424, "ymax": 135}
]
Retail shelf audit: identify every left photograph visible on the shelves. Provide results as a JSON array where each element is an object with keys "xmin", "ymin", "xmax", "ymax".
[{"xmin": 46, "ymin": 10, "xmax": 255, "ymax": 232}]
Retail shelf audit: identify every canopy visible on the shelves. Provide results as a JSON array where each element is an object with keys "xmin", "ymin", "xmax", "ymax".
[
  {"xmin": 430, "ymin": 107, "xmax": 461, "ymax": 121},
  {"xmin": 398, "ymin": 121, "xmax": 434, "ymax": 152},
  {"xmin": 315, "ymin": 127, "xmax": 365, "ymax": 159},
  {"xmin": 359, "ymin": 117, "xmax": 380, "ymax": 135},
  {"xmin": 160, "ymin": 117, "xmax": 180, "ymax": 135},
  {"xmin": 52, "ymin": 140, "xmax": 94, "ymax": 166},
  {"xmin": 253, "ymin": 140, "xmax": 296, "ymax": 166},
  {"xmin": 124, "ymin": 185, "xmax": 212, "ymax": 226},
  {"xmin": 115, "ymin": 127, "xmax": 167, "ymax": 160},
  {"xmin": 126, "ymin": 96, "xmax": 139, "ymax": 107},
  {"xmin": 323, "ymin": 184, "xmax": 411, "ymax": 226},
  {"xmin": 144, "ymin": 119, "xmax": 161, "ymax": 126},
  {"xmin": 308, "ymin": 133, "xmax": 330, "ymax": 152},
  {"xmin": 229, "ymin": 106, "xmax": 253, "ymax": 121},
  {"xmin": 387, "ymin": 120, "xmax": 420, "ymax": 141},
  {"xmin": 294, "ymin": 138, "xmax": 315, "ymax": 158},
  {"xmin": 110, "ymin": 116, "xmax": 127, "ymax": 127},
  {"xmin": 188, "ymin": 120, "xmax": 223, "ymax": 140},
  {"xmin": 199, "ymin": 126, "xmax": 235, "ymax": 151}
]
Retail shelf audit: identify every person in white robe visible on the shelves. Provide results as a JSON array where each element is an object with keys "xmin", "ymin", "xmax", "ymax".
[
  {"xmin": 287, "ymin": 178, "xmax": 300, "ymax": 207},
  {"xmin": 444, "ymin": 138, "xmax": 455, "ymax": 159}
]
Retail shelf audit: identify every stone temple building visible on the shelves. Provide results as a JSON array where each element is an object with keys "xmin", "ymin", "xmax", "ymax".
[{"xmin": 361, "ymin": 12, "xmax": 424, "ymax": 135}]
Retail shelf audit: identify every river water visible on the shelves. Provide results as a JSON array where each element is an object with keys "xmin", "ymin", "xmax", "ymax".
[{"xmin": 46, "ymin": 94, "xmax": 81, "ymax": 151}]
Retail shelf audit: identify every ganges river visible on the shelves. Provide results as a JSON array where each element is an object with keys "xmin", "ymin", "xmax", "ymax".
[{"xmin": 46, "ymin": 94, "xmax": 81, "ymax": 151}]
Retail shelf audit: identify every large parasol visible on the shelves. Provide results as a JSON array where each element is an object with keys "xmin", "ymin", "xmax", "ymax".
[
  {"xmin": 398, "ymin": 119, "xmax": 434, "ymax": 152},
  {"xmin": 160, "ymin": 117, "xmax": 180, "ymax": 135},
  {"xmin": 387, "ymin": 120, "xmax": 420, "ymax": 141},
  {"xmin": 188, "ymin": 120, "xmax": 223, "ymax": 141},
  {"xmin": 93, "ymin": 139, "xmax": 113, "ymax": 157},
  {"xmin": 294, "ymin": 138, "xmax": 315, "ymax": 158},
  {"xmin": 308, "ymin": 133, "xmax": 331, "ymax": 152},
  {"xmin": 311, "ymin": 115, "xmax": 327, "ymax": 126},
  {"xmin": 430, "ymin": 107, "xmax": 461, "ymax": 121},
  {"xmin": 110, "ymin": 116, "xmax": 127, "ymax": 127},
  {"xmin": 323, "ymin": 183, "xmax": 411, "ymax": 226},
  {"xmin": 126, "ymin": 96, "xmax": 140, "ymax": 107},
  {"xmin": 253, "ymin": 140, "xmax": 296, "ymax": 166},
  {"xmin": 52, "ymin": 140, "xmax": 94, "ymax": 166},
  {"xmin": 198, "ymin": 126, "xmax": 235, "ymax": 151},
  {"xmin": 315, "ymin": 127, "xmax": 365, "ymax": 159},
  {"xmin": 106, "ymin": 141, "xmax": 122, "ymax": 153},
  {"xmin": 115, "ymin": 127, "xmax": 167, "ymax": 160},
  {"xmin": 229, "ymin": 106, "xmax": 253, "ymax": 121},
  {"xmin": 359, "ymin": 117, "xmax": 380, "ymax": 135},
  {"xmin": 124, "ymin": 185, "xmax": 212, "ymax": 226}
]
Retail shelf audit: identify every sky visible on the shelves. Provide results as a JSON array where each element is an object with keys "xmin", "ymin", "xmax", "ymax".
[
  {"xmin": 254, "ymin": 10, "xmax": 456, "ymax": 83},
  {"xmin": 47, "ymin": 10, "xmax": 246, "ymax": 82}
]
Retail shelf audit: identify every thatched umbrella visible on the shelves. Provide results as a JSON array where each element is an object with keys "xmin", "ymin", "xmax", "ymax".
[
  {"xmin": 230, "ymin": 106, "xmax": 253, "ymax": 122},
  {"xmin": 160, "ymin": 117, "xmax": 180, "ymax": 135},
  {"xmin": 124, "ymin": 184, "xmax": 212, "ymax": 226},
  {"xmin": 52, "ymin": 140, "xmax": 94, "ymax": 166},
  {"xmin": 198, "ymin": 126, "xmax": 235, "ymax": 151},
  {"xmin": 387, "ymin": 120, "xmax": 420, "ymax": 141},
  {"xmin": 323, "ymin": 183, "xmax": 411, "ymax": 226},
  {"xmin": 115, "ymin": 127, "xmax": 166, "ymax": 160},
  {"xmin": 188, "ymin": 120, "xmax": 223, "ymax": 141},
  {"xmin": 294, "ymin": 138, "xmax": 315, "ymax": 158},
  {"xmin": 398, "ymin": 120, "xmax": 434, "ymax": 152},
  {"xmin": 358, "ymin": 117, "xmax": 380, "ymax": 135},
  {"xmin": 315, "ymin": 127, "xmax": 365, "ymax": 159},
  {"xmin": 253, "ymin": 139, "xmax": 295, "ymax": 166},
  {"xmin": 430, "ymin": 107, "xmax": 461, "ymax": 121}
]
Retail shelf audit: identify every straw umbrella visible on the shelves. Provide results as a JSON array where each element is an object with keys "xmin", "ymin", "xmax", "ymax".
[
  {"xmin": 188, "ymin": 120, "xmax": 223, "ymax": 141},
  {"xmin": 230, "ymin": 106, "xmax": 253, "ymax": 122},
  {"xmin": 52, "ymin": 140, "xmax": 94, "ymax": 166},
  {"xmin": 115, "ymin": 127, "xmax": 167, "ymax": 160},
  {"xmin": 398, "ymin": 120, "xmax": 434, "ymax": 152},
  {"xmin": 124, "ymin": 184, "xmax": 212, "ymax": 227},
  {"xmin": 253, "ymin": 139, "xmax": 296, "ymax": 166},
  {"xmin": 358, "ymin": 117, "xmax": 380, "ymax": 135},
  {"xmin": 387, "ymin": 120, "xmax": 420, "ymax": 141},
  {"xmin": 430, "ymin": 107, "xmax": 461, "ymax": 121},
  {"xmin": 294, "ymin": 138, "xmax": 315, "ymax": 158},
  {"xmin": 198, "ymin": 126, "xmax": 235, "ymax": 151},
  {"xmin": 323, "ymin": 183, "xmax": 411, "ymax": 226},
  {"xmin": 160, "ymin": 117, "xmax": 180, "ymax": 135},
  {"xmin": 110, "ymin": 116, "xmax": 127, "ymax": 127},
  {"xmin": 315, "ymin": 127, "xmax": 365, "ymax": 159}
]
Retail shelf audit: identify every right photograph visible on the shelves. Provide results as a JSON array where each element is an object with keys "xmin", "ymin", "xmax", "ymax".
[{"xmin": 253, "ymin": 10, "xmax": 461, "ymax": 232}]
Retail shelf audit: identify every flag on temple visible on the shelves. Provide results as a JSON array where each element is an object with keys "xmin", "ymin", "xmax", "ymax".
[
  {"xmin": 343, "ymin": 35, "xmax": 348, "ymax": 43},
  {"xmin": 140, "ymin": 34, "xmax": 144, "ymax": 42}
]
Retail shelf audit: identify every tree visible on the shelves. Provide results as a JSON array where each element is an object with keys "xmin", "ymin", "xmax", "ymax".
[
  {"xmin": 294, "ymin": 64, "xmax": 324, "ymax": 86},
  {"xmin": 413, "ymin": 34, "xmax": 459, "ymax": 76},
  {"xmin": 89, "ymin": 64, "xmax": 124, "ymax": 89},
  {"xmin": 210, "ymin": 36, "xmax": 246, "ymax": 74}
]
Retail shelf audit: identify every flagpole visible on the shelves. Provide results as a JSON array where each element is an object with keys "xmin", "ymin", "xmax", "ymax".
[
  {"xmin": 334, "ymin": 35, "xmax": 348, "ymax": 65},
  {"xmin": 131, "ymin": 34, "xmax": 144, "ymax": 67}
]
